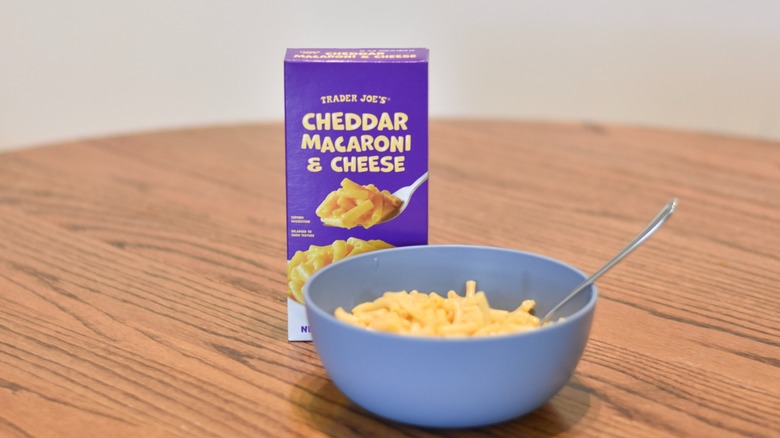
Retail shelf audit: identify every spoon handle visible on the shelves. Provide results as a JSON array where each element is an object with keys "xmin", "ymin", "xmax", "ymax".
[
  {"xmin": 540, "ymin": 198, "xmax": 678, "ymax": 324},
  {"xmin": 411, "ymin": 171, "xmax": 429, "ymax": 191}
]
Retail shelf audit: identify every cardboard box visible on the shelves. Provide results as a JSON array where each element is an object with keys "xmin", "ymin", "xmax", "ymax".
[{"xmin": 284, "ymin": 48, "xmax": 429, "ymax": 340}]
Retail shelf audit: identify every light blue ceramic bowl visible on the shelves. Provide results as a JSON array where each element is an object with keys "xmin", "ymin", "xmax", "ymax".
[{"xmin": 304, "ymin": 245, "xmax": 597, "ymax": 428}]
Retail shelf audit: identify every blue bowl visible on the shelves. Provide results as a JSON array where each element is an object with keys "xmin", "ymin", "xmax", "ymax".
[{"xmin": 304, "ymin": 245, "xmax": 597, "ymax": 428}]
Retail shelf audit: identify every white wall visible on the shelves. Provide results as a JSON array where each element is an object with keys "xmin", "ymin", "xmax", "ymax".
[{"xmin": 2, "ymin": 1, "xmax": 779, "ymax": 151}]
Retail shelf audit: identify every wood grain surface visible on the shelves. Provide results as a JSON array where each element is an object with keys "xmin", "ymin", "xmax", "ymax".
[{"xmin": 0, "ymin": 121, "xmax": 778, "ymax": 437}]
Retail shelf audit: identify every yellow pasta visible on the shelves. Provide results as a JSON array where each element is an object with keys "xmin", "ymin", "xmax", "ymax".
[
  {"xmin": 316, "ymin": 178, "xmax": 402, "ymax": 229},
  {"xmin": 287, "ymin": 237, "xmax": 394, "ymax": 304},
  {"xmin": 335, "ymin": 281, "xmax": 542, "ymax": 337}
]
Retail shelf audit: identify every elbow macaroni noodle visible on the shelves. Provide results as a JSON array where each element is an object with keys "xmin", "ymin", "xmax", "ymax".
[
  {"xmin": 316, "ymin": 178, "xmax": 403, "ymax": 229},
  {"xmin": 335, "ymin": 280, "xmax": 542, "ymax": 337},
  {"xmin": 287, "ymin": 237, "xmax": 394, "ymax": 304}
]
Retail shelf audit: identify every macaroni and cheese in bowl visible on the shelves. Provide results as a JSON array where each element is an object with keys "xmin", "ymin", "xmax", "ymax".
[{"xmin": 304, "ymin": 245, "xmax": 597, "ymax": 428}]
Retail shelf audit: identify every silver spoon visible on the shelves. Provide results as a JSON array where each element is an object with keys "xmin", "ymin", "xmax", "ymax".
[
  {"xmin": 540, "ymin": 198, "xmax": 678, "ymax": 324},
  {"xmin": 379, "ymin": 171, "xmax": 429, "ymax": 223}
]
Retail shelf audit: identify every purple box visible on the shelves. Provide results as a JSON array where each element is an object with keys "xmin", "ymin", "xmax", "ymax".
[{"xmin": 285, "ymin": 48, "xmax": 429, "ymax": 340}]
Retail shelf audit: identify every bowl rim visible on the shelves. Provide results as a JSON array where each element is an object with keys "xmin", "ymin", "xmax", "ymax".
[{"xmin": 303, "ymin": 244, "xmax": 599, "ymax": 343}]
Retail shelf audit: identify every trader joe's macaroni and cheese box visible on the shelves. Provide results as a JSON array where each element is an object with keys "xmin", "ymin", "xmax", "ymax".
[{"xmin": 284, "ymin": 48, "xmax": 429, "ymax": 340}]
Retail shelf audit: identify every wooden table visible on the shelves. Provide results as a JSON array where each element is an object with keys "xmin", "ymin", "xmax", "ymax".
[{"xmin": 0, "ymin": 121, "xmax": 777, "ymax": 437}]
